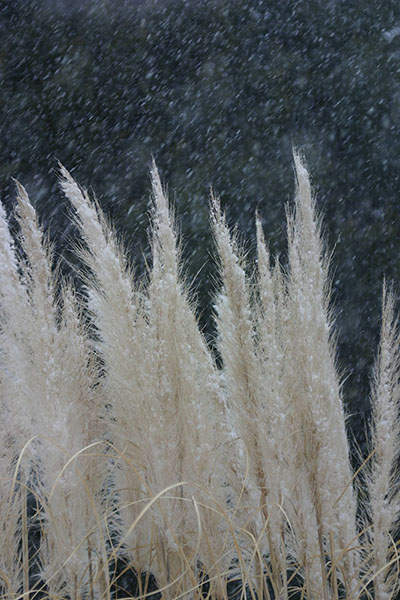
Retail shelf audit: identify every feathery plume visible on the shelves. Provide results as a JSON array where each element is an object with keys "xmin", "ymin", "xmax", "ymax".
[
  {"xmin": 284, "ymin": 151, "xmax": 359, "ymax": 597},
  {"xmin": 212, "ymin": 195, "xmax": 290, "ymax": 599},
  {"xmin": 364, "ymin": 284, "xmax": 400, "ymax": 600},
  {"xmin": 146, "ymin": 165, "xmax": 232, "ymax": 598},
  {"xmin": 4, "ymin": 182, "xmax": 106, "ymax": 599},
  {"xmin": 0, "ymin": 198, "xmax": 36, "ymax": 598},
  {"xmin": 59, "ymin": 165, "xmax": 153, "ymax": 575}
]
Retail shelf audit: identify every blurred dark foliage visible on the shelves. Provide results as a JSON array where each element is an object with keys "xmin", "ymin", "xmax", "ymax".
[{"xmin": 1, "ymin": 0, "xmax": 400, "ymax": 454}]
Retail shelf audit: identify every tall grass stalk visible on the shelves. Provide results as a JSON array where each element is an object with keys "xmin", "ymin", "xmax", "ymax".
[
  {"xmin": 211, "ymin": 192, "xmax": 290, "ymax": 599},
  {"xmin": 363, "ymin": 285, "xmax": 400, "ymax": 600},
  {"xmin": 1, "ymin": 183, "xmax": 107, "ymax": 599},
  {"xmin": 283, "ymin": 153, "xmax": 360, "ymax": 598}
]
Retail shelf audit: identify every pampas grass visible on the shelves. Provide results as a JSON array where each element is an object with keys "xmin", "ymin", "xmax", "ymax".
[
  {"xmin": 0, "ymin": 152, "xmax": 399, "ymax": 599},
  {"xmin": 0, "ymin": 183, "xmax": 107, "ymax": 600}
]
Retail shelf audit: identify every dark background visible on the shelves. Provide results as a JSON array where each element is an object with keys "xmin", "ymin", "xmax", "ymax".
[{"xmin": 2, "ymin": 0, "xmax": 400, "ymax": 453}]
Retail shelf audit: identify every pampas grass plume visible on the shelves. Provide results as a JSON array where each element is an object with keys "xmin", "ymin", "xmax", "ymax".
[{"xmin": 0, "ymin": 152, "xmax": 399, "ymax": 600}]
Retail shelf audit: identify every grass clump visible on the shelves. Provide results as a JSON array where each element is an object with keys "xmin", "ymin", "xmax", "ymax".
[{"xmin": 0, "ymin": 151, "xmax": 399, "ymax": 600}]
